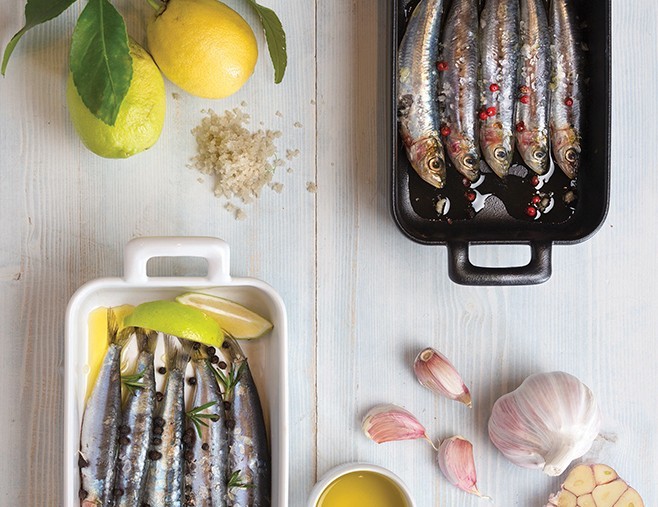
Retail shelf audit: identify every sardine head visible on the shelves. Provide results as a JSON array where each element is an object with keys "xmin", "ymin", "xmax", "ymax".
[
  {"xmin": 446, "ymin": 134, "xmax": 480, "ymax": 182},
  {"xmin": 481, "ymin": 125, "xmax": 513, "ymax": 178},
  {"xmin": 407, "ymin": 136, "xmax": 446, "ymax": 188},
  {"xmin": 517, "ymin": 129, "xmax": 549, "ymax": 175},
  {"xmin": 552, "ymin": 127, "xmax": 581, "ymax": 179}
]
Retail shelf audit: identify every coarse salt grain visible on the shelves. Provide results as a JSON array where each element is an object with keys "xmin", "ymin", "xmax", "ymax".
[{"xmin": 191, "ymin": 108, "xmax": 282, "ymax": 206}]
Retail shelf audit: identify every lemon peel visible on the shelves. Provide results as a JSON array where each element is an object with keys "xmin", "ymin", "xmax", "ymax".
[
  {"xmin": 146, "ymin": 0, "xmax": 258, "ymax": 99},
  {"xmin": 122, "ymin": 300, "xmax": 224, "ymax": 348},
  {"xmin": 176, "ymin": 292, "xmax": 273, "ymax": 339},
  {"xmin": 66, "ymin": 39, "xmax": 165, "ymax": 158}
]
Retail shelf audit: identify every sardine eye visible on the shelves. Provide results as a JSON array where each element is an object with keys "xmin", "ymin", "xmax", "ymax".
[
  {"xmin": 428, "ymin": 157, "xmax": 442, "ymax": 171},
  {"xmin": 565, "ymin": 148, "xmax": 579, "ymax": 163},
  {"xmin": 533, "ymin": 150, "xmax": 546, "ymax": 161},
  {"xmin": 463, "ymin": 155, "xmax": 477, "ymax": 168},
  {"xmin": 494, "ymin": 147, "xmax": 507, "ymax": 160}
]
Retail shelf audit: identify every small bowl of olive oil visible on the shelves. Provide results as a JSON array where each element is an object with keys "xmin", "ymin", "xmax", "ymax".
[{"xmin": 307, "ymin": 463, "xmax": 415, "ymax": 507}]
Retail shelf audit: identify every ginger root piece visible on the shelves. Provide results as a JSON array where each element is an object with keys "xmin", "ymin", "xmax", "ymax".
[{"xmin": 546, "ymin": 464, "xmax": 644, "ymax": 507}]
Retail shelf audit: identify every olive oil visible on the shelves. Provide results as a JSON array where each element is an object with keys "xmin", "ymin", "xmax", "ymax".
[{"xmin": 317, "ymin": 471, "xmax": 409, "ymax": 507}]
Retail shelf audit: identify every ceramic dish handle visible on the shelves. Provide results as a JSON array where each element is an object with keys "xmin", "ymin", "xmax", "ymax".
[
  {"xmin": 123, "ymin": 236, "xmax": 231, "ymax": 284},
  {"xmin": 447, "ymin": 241, "xmax": 552, "ymax": 286}
]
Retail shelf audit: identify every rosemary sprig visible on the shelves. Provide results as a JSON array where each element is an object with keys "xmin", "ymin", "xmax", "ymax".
[
  {"xmin": 211, "ymin": 360, "xmax": 245, "ymax": 400},
  {"xmin": 227, "ymin": 469, "xmax": 254, "ymax": 489},
  {"xmin": 121, "ymin": 371, "xmax": 145, "ymax": 395},
  {"xmin": 185, "ymin": 401, "xmax": 219, "ymax": 438}
]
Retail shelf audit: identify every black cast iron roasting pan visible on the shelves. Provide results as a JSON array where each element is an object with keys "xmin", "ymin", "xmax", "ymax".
[{"xmin": 391, "ymin": 0, "xmax": 611, "ymax": 285}]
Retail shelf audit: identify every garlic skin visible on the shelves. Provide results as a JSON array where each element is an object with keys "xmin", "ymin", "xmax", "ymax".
[
  {"xmin": 488, "ymin": 371, "xmax": 601, "ymax": 476},
  {"xmin": 437, "ymin": 436, "xmax": 487, "ymax": 497},
  {"xmin": 414, "ymin": 347, "xmax": 472, "ymax": 407},
  {"xmin": 362, "ymin": 404, "xmax": 435, "ymax": 447}
]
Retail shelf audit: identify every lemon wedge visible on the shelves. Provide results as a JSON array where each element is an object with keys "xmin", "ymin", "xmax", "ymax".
[
  {"xmin": 122, "ymin": 300, "xmax": 224, "ymax": 348},
  {"xmin": 176, "ymin": 292, "xmax": 273, "ymax": 339}
]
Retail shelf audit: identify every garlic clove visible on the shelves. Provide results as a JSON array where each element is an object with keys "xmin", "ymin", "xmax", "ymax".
[
  {"xmin": 488, "ymin": 371, "xmax": 601, "ymax": 476},
  {"xmin": 362, "ymin": 404, "xmax": 436, "ymax": 448},
  {"xmin": 437, "ymin": 435, "xmax": 488, "ymax": 498},
  {"xmin": 592, "ymin": 480, "xmax": 630, "ymax": 505},
  {"xmin": 413, "ymin": 347, "xmax": 472, "ymax": 407},
  {"xmin": 546, "ymin": 464, "xmax": 644, "ymax": 507},
  {"xmin": 592, "ymin": 464, "xmax": 618, "ymax": 485},
  {"xmin": 563, "ymin": 464, "xmax": 596, "ymax": 496}
]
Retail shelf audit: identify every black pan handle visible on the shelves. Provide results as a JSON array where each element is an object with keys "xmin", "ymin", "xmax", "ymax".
[{"xmin": 447, "ymin": 241, "xmax": 552, "ymax": 286}]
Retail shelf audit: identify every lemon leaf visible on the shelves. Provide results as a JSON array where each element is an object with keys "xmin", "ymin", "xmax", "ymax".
[
  {"xmin": 1, "ymin": 0, "xmax": 77, "ymax": 76},
  {"xmin": 70, "ymin": 0, "xmax": 132, "ymax": 126},
  {"xmin": 244, "ymin": 0, "xmax": 287, "ymax": 84}
]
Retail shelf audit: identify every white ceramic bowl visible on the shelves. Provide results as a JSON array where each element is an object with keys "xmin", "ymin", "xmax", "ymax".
[
  {"xmin": 307, "ymin": 462, "xmax": 416, "ymax": 507},
  {"xmin": 64, "ymin": 237, "xmax": 289, "ymax": 506}
]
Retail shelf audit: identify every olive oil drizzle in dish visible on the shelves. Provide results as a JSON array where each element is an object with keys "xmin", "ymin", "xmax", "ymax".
[{"xmin": 317, "ymin": 471, "xmax": 409, "ymax": 507}]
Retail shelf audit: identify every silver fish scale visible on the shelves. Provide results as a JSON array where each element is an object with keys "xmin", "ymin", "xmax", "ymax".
[
  {"xmin": 397, "ymin": 0, "xmax": 446, "ymax": 187},
  {"xmin": 479, "ymin": 0, "xmax": 520, "ymax": 177},
  {"xmin": 439, "ymin": 0, "xmax": 480, "ymax": 181},
  {"xmin": 549, "ymin": 0, "xmax": 584, "ymax": 178},
  {"xmin": 79, "ymin": 343, "xmax": 122, "ymax": 507},
  {"xmin": 515, "ymin": 0, "xmax": 551, "ymax": 174},
  {"xmin": 186, "ymin": 359, "xmax": 229, "ymax": 507},
  {"xmin": 227, "ymin": 355, "xmax": 271, "ymax": 507},
  {"xmin": 142, "ymin": 370, "xmax": 186, "ymax": 506},
  {"xmin": 114, "ymin": 352, "xmax": 156, "ymax": 507},
  {"xmin": 398, "ymin": 0, "xmax": 442, "ymax": 143}
]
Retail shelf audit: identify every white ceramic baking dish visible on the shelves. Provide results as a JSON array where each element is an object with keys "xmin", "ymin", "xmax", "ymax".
[{"xmin": 64, "ymin": 236, "xmax": 289, "ymax": 506}]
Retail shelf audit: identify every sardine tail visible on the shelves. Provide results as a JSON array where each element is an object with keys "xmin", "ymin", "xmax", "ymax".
[
  {"xmin": 108, "ymin": 307, "xmax": 131, "ymax": 348},
  {"xmin": 164, "ymin": 335, "xmax": 192, "ymax": 371},
  {"xmin": 136, "ymin": 329, "xmax": 158, "ymax": 354}
]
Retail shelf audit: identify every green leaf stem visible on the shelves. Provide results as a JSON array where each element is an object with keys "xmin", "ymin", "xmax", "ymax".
[
  {"xmin": 2, "ymin": 0, "xmax": 77, "ymax": 75},
  {"xmin": 244, "ymin": 0, "xmax": 287, "ymax": 83}
]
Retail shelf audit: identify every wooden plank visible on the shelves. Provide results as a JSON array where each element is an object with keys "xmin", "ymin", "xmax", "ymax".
[
  {"xmin": 315, "ymin": 0, "xmax": 657, "ymax": 505},
  {"xmin": 0, "ymin": 0, "xmax": 317, "ymax": 504}
]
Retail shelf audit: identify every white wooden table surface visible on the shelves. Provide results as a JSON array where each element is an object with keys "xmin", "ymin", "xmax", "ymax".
[{"xmin": 1, "ymin": 0, "xmax": 656, "ymax": 505}]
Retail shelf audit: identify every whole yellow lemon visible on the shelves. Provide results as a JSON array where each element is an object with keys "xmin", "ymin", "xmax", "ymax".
[
  {"xmin": 146, "ymin": 0, "xmax": 258, "ymax": 99},
  {"xmin": 66, "ymin": 39, "xmax": 166, "ymax": 158}
]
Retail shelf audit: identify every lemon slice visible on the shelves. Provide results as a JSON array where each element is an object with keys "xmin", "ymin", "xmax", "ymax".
[
  {"xmin": 176, "ymin": 292, "xmax": 273, "ymax": 339},
  {"xmin": 122, "ymin": 300, "xmax": 224, "ymax": 348}
]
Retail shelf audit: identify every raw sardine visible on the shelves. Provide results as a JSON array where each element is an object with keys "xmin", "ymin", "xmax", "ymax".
[
  {"xmin": 398, "ymin": 0, "xmax": 446, "ymax": 188},
  {"xmin": 113, "ymin": 331, "xmax": 158, "ymax": 507},
  {"xmin": 224, "ymin": 337, "xmax": 271, "ymax": 507},
  {"xmin": 479, "ymin": 0, "xmax": 520, "ymax": 177},
  {"xmin": 142, "ymin": 335, "xmax": 191, "ymax": 506},
  {"xmin": 439, "ymin": 0, "xmax": 480, "ymax": 182},
  {"xmin": 549, "ymin": 0, "xmax": 584, "ymax": 179},
  {"xmin": 185, "ymin": 348, "xmax": 229, "ymax": 507},
  {"xmin": 79, "ymin": 310, "xmax": 128, "ymax": 507},
  {"xmin": 515, "ymin": 0, "xmax": 551, "ymax": 175}
]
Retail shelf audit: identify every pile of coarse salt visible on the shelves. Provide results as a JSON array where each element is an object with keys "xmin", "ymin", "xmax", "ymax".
[{"xmin": 190, "ymin": 107, "xmax": 286, "ymax": 218}]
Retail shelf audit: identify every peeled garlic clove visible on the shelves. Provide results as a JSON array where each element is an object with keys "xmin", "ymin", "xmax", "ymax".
[
  {"xmin": 546, "ymin": 464, "xmax": 644, "ymax": 507},
  {"xmin": 414, "ymin": 347, "xmax": 472, "ymax": 407},
  {"xmin": 362, "ymin": 404, "xmax": 435, "ymax": 447},
  {"xmin": 437, "ymin": 435, "xmax": 487, "ymax": 497},
  {"xmin": 488, "ymin": 371, "xmax": 601, "ymax": 476}
]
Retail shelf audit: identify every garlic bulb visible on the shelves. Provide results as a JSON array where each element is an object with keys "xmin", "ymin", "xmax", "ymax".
[
  {"xmin": 488, "ymin": 371, "xmax": 601, "ymax": 476},
  {"xmin": 546, "ymin": 464, "xmax": 644, "ymax": 507}
]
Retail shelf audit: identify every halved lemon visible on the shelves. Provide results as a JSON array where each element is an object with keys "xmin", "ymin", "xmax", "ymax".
[
  {"xmin": 176, "ymin": 292, "xmax": 273, "ymax": 339},
  {"xmin": 122, "ymin": 300, "xmax": 224, "ymax": 348}
]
